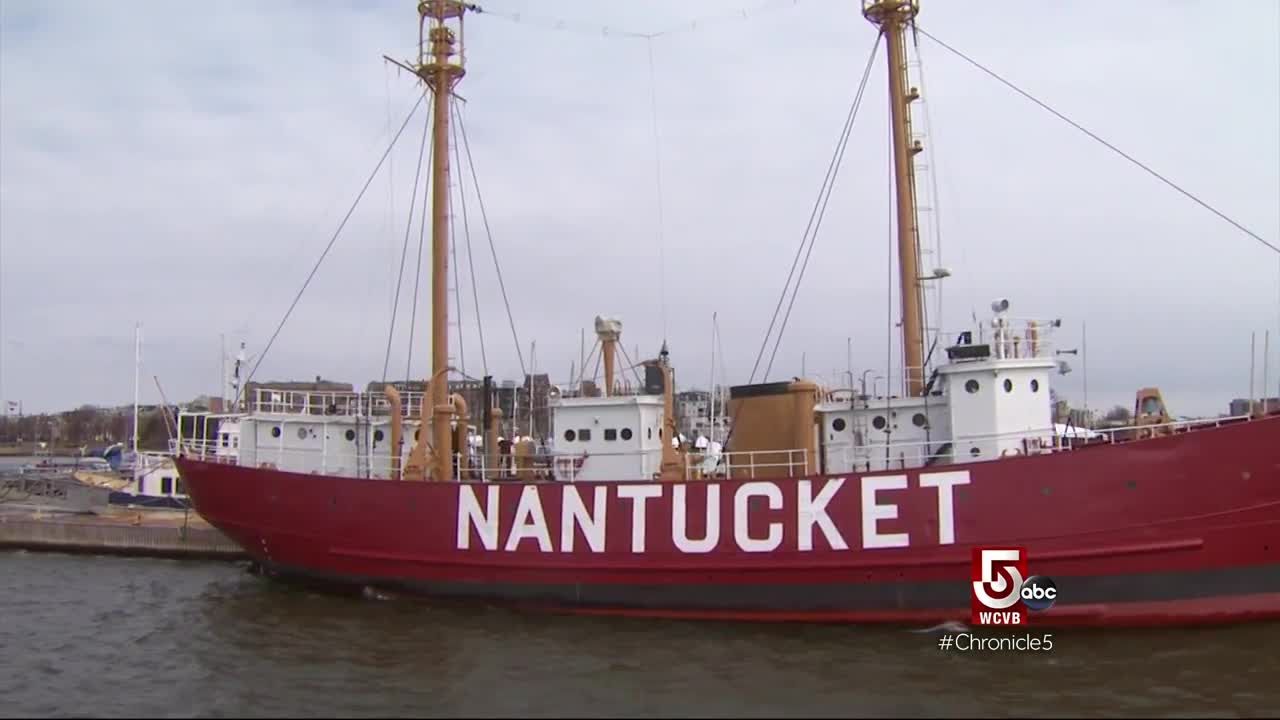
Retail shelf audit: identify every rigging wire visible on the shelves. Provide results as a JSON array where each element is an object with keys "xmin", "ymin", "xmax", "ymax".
[
  {"xmin": 750, "ymin": 33, "xmax": 882, "ymax": 383},
  {"xmin": 646, "ymin": 37, "xmax": 670, "ymax": 343},
  {"xmin": 617, "ymin": 342, "xmax": 648, "ymax": 389},
  {"xmin": 455, "ymin": 104, "xmax": 527, "ymax": 377},
  {"xmin": 885, "ymin": 87, "xmax": 896, "ymax": 409},
  {"xmin": 384, "ymin": 61, "xmax": 399, "ymax": 318},
  {"xmin": 240, "ymin": 90, "xmax": 428, "ymax": 402},
  {"xmin": 481, "ymin": 0, "xmax": 812, "ymax": 42},
  {"xmin": 911, "ymin": 28, "xmax": 946, "ymax": 346},
  {"xmin": 453, "ymin": 104, "xmax": 489, "ymax": 377},
  {"xmin": 450, "ymin": 153, "xmax": 467, "ymax": 379},
  {"xmin": 761, "ymin": 32, "xmax": 882, "ymax": 381},
  {"xmin": 915, "ymin": 26, "xmax": 1280, "ymax": 257},
  {"xmin": 404, "ymin": 124, "xmax": 432, "ymax": 383},
  {"xmin": 382, "ymin": 93, "xmax": 433, "ymax": 384}
]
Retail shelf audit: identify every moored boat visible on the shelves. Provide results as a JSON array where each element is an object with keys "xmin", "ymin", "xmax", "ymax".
[{"xmin": 173, "ymin": 0, "xmax": 1280, "ymax": 627}]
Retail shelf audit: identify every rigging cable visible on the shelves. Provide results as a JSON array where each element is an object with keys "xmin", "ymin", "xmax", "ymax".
[
  {"xmin": 382, "ymin": 92, "xmax": 434, "ymax": 383},
  {"xmin": 915, "ymin": 26, "xmax": 1279, "ymax": 256},
  {"xmin": 384, "ymin": 61, "xmax": 399, "ymax": 317},
  {"xmin": 617, "ymin": 342, "xmax": 648, "ymax": 388},
  {"xmin": 450, "ymin": 147, "xmax": 467, "ymax": 379},
  {"xmin": 762, "ymin": 32, "xmax": 883, "ymax": 381},
  {"xmin": 240, "ymin": 90, "xmax": 428, "ymax": 402},
  {"xmin": 646, "ymin": 37, "xmax": 670, "ymax": 342},
  {"xmin": 456, "ymin": 104, "xmax": 527, "ymax": 377},
  {"xmin": 911, "ymin": 27, "xmax": 947, "ymax": 347},
  {"xmin": 404, "ymin": 118, "xmax": 432, "ymax": 383},
  {"xmin": 750, "ymin": 32, "xmax": 882, "ymax": 383},
  {"xmin": 453, "ymin": 103, "xmax": 489, "ymax": 377},
  {"xmin": 482, "ymin": 0, "xmax": 814, "ymax": 42},
  {"xmin": 718, "ymin": 34, "xmax": 882, "ymax": 458},
  {"xmin": 885, "ymin": 92, "xmax": 896, "ymax": 454}
]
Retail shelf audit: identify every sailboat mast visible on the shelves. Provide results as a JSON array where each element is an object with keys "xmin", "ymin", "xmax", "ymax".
[
  {"xmin": 864, "ymin": 0, "xmax": 926, "ymax": 397},
  {"xmin": 417, "ymin": 0, "xmax": 468, "ymax": 482},
  {"xmin": 133, "ymin": 322, "xmax": 141, "ymax": 476}
]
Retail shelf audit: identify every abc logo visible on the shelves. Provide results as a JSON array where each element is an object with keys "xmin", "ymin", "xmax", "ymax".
[{"xmin": 1020, "ymin": 575, "xmax": 1058, "ymax": 612}]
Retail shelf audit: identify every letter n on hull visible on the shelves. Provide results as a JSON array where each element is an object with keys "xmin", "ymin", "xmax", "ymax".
[{"xmin": 458, "ymin": 485, "xmax": 500, "ymax": 550}]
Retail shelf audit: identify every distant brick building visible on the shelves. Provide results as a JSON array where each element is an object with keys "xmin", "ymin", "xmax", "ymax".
[{"xmin": 1229, "ymin": 397, "xmax": 1280, "ymax": 416}]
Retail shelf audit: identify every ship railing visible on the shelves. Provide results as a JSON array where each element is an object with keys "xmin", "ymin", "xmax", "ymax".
[
  {"xmin": 448, "ymin": 447, "xmax": 809, "ymax": 483},
  {"xmin": 1078, "ymin": 413, "xmax": 1254, "ymax": 442},
  {"xmin": 935, "ymin": 317, "xmax": 1063, "ymax": 361},
  {"xmin": 171, "ymin": 413, "xmax": 1258, "ymax": 479},
  {"xmin": 828, "ymin": 426, "xmax": 1065, "ymax": 471},
  {"xmin": 552, "ymin": 383, "xmax": 658, "ymax": 400},
  {"xmin": 826, "ymin": 412, "xmax": 1258, "ymax": 470},
  {"xmin": 249, "ymin": 389, "xmax": 429, "ymax": 419},
  {"xmin": 682, "ymin": 448, "xmax": 809, "ymax": 480},
  {"xmin": 168, "ymin": 437, "xmax": 811, "ymax": 483}
]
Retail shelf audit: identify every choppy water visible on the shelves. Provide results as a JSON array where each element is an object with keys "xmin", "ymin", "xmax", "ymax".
[{"xmin": 1, "ymin": 550, "xmax": 1278, "ymax": 718}]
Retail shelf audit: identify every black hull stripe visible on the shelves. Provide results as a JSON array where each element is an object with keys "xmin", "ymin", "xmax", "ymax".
[{"xmin": 256, "ymin": 561, "xmax": 1280, "ymax": 612}]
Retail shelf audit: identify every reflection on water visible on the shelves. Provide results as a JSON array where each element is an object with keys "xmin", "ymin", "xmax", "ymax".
[{"xmin": 1, "ymin": 551, "xmax": 1277, "ymax": 718}]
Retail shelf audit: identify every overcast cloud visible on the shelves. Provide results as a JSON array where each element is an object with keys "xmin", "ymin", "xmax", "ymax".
[{"xmin": 1, "ymin": 0, "xmax": 1278, "ymax": 418}]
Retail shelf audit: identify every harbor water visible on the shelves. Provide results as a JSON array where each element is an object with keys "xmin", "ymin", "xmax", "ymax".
[{"xmin": 2, "ymin": 550, "xmax": 1278, "ymax": 718}]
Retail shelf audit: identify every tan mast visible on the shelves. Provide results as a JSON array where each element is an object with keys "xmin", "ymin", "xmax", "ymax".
[
  {"xmin": 595, "ymin": 316, "xmax": 622, "ymax": 397},
  {"xmin": 417, "ymin": 0, "xmax": 467, "ymax": 481},
  {"xmin": 864, "ymin": 0, "xmax": 927, "ymax": 397}
]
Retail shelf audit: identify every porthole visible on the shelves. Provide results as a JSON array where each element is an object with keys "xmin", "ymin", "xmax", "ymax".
[
  {"xmin": 833, "ymin": 418, "xmax": 847, "ymax": 432},
  {"xmin": 271, "ymin": 426, "xmax": 282, "ymax": 438},
  {"xmin": 912, "ymin": 413, "xmax": 927, "ymax": 428},
  {"xmin": 872, "ymin": 416, "xmax": 887, "ymax": 431},
  {"xmin": 965, "ymin": 379, "xmax": 980, "ymax": 394},
  {"xmin": 374, "ymin": 430, "xmax": 385, "ymax": 442},
  {"xmin": 1030, "ymin": 379, "xmax": 1040, "ymax": 393},
  {"xmin": 970, "ymin": 446, "xmax": 980, "ymax": 457},
  {"xmin": 1003, "ymin": 378, "xmax": 1013, "ymax": 393},
  {"xmin": 297, "ymin": 427, "xmax": 308, "ymax": 440},
  {"xmin": 564, "ymin": 429, "xmax": 577, "ymax": 442},
  {"xmin": 621, "ymin": 428, "xmax": 633, "ymax": 440},
  {"xmin": 345, "ymin": 429, "xmax": 356, "ymax": 442}
]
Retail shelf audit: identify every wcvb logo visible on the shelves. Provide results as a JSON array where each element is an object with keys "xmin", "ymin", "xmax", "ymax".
[{"xmin": 970, "ymin": 547, "xmax": 1057, "ymax": 625}]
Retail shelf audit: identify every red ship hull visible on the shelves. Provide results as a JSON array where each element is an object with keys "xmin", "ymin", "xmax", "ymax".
[{"xmin": 175, "ymin": 414, "xmax": 1280, "ymax": 627}]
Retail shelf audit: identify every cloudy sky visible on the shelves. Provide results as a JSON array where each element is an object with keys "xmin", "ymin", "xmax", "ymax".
[{"xmin": 1, "ymin": 0, "xmax": 1277, "ymax": 418}]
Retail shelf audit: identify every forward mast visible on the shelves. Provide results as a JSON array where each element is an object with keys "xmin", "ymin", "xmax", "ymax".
[
  {"xmin": 864, "ymin": 0, "xmax": 928, "ymax": 397},
  {"xmin": 407, "ymin": 0, "xmax": 470, "ymax": 482}
]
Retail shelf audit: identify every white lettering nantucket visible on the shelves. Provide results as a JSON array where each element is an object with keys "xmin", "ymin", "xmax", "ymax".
[
  {"xmin": 918, "ymin": 470, "xmax": 970, "ymax": 545},
  {"xmin": 735, "ymin": 482, "xmax": 783, "ymax": 552},
  {"xmin": 617, "ymin": 484, "xmax": 663, "ymax": 553},
  {"xmin": 505, "ymin": 485, "xmax": 552, "ymax": 552},
  {"xmin": 561, "ymin": 485, "xmax": 607, "ymax": 553},
  {"xmin": 861, "ymin": 475, "xmax": 910, "ymax": 549},
  {"xmin": 798, "ymin": 478, "xmax": 848, "ymax": 551},
  {"xmin": 673, "ymin": 484, "xmax": 720, "ymax": 553},
  {"xmin": 457, "ymin": 484, "xmax": 500, "ymax": 550}
]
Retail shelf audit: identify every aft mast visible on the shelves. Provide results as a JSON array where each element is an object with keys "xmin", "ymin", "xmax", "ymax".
[
  {"xmin": 863, "ymin": 0, "xmax": 927, "ymax": 397},
  {"xmin": 414, "ymin": 0, "xmax": 468, "ymax": 482}
]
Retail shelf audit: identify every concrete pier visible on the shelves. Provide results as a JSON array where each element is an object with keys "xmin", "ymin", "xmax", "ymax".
[
  {"xmin": 0, "ymin": 507, "xmax": 246, "ymax": 560},
  {"xmin": 0, "ymin": 473, "xmax": 245, "ymax": 561}
]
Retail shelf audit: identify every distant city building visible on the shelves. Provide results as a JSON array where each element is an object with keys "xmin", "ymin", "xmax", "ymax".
[
  {"xmin": 366, "ymin": 375, "xmax": 553, "ymax": 440},
  {"xmin": 1229, "ymin": 397, "xmax": 1280, "ymax": 417},
  {"xmin": 675, "ymin": 388, "xmax": 731, "ymax": 442}
]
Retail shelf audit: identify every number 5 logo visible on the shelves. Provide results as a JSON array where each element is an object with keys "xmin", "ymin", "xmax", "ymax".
[{"xmin": 972, "ymin": 548, "xmax": 1025, "ymax": 610}]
